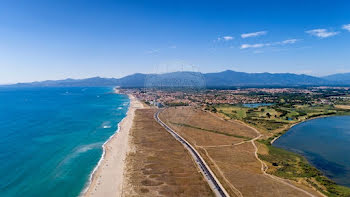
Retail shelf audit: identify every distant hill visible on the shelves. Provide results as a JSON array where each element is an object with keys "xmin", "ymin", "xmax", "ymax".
[
  {"xmin": 116, "ymin": 73, "xmax": 147, "ymax": 87},
  {"xmin": 10, "ymin": 77, "xmax": 119, "ymax": 87},
  {"xmin": 204, "ymin": 70, "xmax": 328, "ymax": 87},
  {"xmin": 322, "ymin": 73, "xmax": 350, "ymax": 84},
  {"xmin": 3, "ymin": 70, "xmax": 349, "ymax": 88}
]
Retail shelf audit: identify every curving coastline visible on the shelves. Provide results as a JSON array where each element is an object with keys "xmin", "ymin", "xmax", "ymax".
[
  {"xmin": 82, "ymin": 91, "xmax": 143, "ymax": 197},
  {"xmin": 273, "ymin": 116, "xmax": 350, "ymax": 182},
  {"xmin": 270, "ymin": 114, "xmax": 338, "ymax": 145},
  {"xmin": 267, "ymin": 114, "xmax": 350, "ymax": 196}
]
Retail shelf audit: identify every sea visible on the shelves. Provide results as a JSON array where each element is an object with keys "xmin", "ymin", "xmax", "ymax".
[
  {"xmin": 273, "ymin": 116, "xmax": 350, "ymax": 187},
  {"xmin": 0, "ymin": 87, "xmax": 129, "ymax": 197}
]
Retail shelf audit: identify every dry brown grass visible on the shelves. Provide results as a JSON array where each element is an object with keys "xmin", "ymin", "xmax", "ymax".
[
  {"xmin": 167, "ymin": 124, "xmax": 243, "ymax": 147},
  {"xmin": 205, "ymin": 145, "xmax": 310, "ymax": 197},
  {"xmin": 161, "ymin": 107, "xmax": 257, "ymax": 139},
  {"xmin": 335, "ymin": 105, "xmax": 350, "ymax": 110},
  {"xmin": 160, "ymin": 107, "xmax": 320, "ymax": 197},
  {"xmin": 123, "ymin": 109, "xmax": 213, "ymax": 197}
]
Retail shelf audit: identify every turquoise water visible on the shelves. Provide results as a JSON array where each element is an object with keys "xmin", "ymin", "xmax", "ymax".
[
  {"xmin": 0, "ymin": 87, "xmax": 129, "ymax": 197},
  {"xmin": 243, "ymin": 103, "xmax": 274, "ymax": 108},
  {"xmin": 273, "ymin": 116, "xmax": 350, "ymax": 187}
]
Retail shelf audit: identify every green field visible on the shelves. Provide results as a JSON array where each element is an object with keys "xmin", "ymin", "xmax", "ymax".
[{"xmin": 212, "ymin": 103, "xmax": 339, "ymax": 135}]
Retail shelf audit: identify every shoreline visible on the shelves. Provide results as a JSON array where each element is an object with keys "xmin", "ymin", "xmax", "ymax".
[
  {"xmin": 82, "ymin": 90, "xmax": 143, "ymax": 197},
  {"xmin": 81, "ymin": 115, "xmax": 124, "ymax": 196},
  {"xmin": 266, "ymin": 114, "xmax": 350, "ymax": 195},
  {"xmin": 269, "ymin": 114, "xmax": 344, "ymax": 145}
]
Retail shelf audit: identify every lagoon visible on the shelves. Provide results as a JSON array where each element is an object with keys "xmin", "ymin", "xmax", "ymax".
[{"xmin": 273, "ymin": 116, "xmax": 350, "ymax": 187}]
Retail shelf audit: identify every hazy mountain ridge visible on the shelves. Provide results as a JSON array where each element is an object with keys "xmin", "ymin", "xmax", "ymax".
[
  {"xmin": 3, "ymin": 70, "xmax": 349, "ymax": 87},
  {"xmin": 10, "ymin": 77, "xmax": 120, "ymax": 87},
  {"xmin": 323, "ymin": 73, "xmax": 350, "ymax": 83},
  {"xmin": 204, "ymin": 70, "xmax": 328, "ymax": 86}
]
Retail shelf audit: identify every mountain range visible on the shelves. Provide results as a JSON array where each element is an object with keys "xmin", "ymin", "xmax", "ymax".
[
  {"xmin": 3, "ymin": 70, "xmax": 350, "ymax": 88},
  {"xmin": 322, "ymin": 73, "xmax": 350, "ymax": 84}
]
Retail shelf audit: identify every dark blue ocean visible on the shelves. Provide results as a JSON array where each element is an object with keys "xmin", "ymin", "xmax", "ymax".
[
  {"xmin": 274, "ymin": 116, "xmax": 350, "ymax": 187},
  {"xmin": 0, "ymin": 87, "xmax": 129, "ymax": 197}
]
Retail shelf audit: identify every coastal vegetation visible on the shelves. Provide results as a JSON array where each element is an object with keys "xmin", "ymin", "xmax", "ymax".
[
  {"xmin": 211, "ymin": 102, "xmax": 350, "ymax": 136},
  {"xmin": 134, "ymin": 87, "xmax": 350, "ymax": 196},
  {"xmin": 170, "ymin": 122, "xmax": 252, "ymax": 140},
  {"xmin": 124, "ymin": 109, "xmax": 214, "ymax": 196},
  {"xmin": 258, "ymin": 139, "xmax": 350, "ymax": 197},
  {"xmin": 165, "ymin": 102, "xmax": 189, "ymax": 106},
  {"xmin": 160, "ymin": 107, "xmax": 319, "ymax": 196},
  {"xmin": 213, "ymin": 102, "xmax": 350, "ymax": 196}
]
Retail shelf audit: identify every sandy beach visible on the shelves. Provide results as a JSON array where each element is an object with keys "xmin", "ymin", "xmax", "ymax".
[{"xmin": 83, "ymin": 92, "xmax": 143, "ymax": 197}]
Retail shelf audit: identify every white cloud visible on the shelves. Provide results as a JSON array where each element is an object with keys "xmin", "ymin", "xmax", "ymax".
[
  {"xmin": 217, "ymin": 36, "xmax": 234, "ymax": 41},
  {"xmin": 169, "ymin": 45, "xmax": 177, "ymax": 49},
  {"xmin": 240, "ymin": 43, "xmax": 265, "ymax": 49},
  {"xmin": 306, "ymin": 29, "xmax": 339, "ymax": 38},
  {"xmin": 281, "ymin": 39, "xmax": 298, "ymax": 44},
  {"xmin": 223, "ymin": 36, "xmax": 234, "ymax": 41},
  {"xmin": 241, "ymin": 31, "xmax": 267, "ymax": 38},
  {"xmin": 342, "ymin": 24, "xmax": 350, "ymax": 32},
  {"xmin": 241, "ymin": 38, "xmax": 299, "ymax": 49}
]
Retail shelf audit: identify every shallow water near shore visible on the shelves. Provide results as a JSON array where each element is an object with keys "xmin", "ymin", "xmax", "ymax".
[
  {"xmin": 273, "ymin": 116, "xmax": 350, "ymax": 187},
  {"xmin": 0, "ymin": 87, "xmax": 129, "ymax": 197}
]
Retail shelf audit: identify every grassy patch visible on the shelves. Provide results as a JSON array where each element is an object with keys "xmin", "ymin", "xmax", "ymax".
[
  {"xmin": 258, "ymin": 141, "xmax": 350, "ymax": 197},
  {"xmin": 245, "ymin": 118, "xmax": 288, "ymax": 132},
  {"xmin": 215, "ymin": 104, "xmax": 346, "ymax": 135}
]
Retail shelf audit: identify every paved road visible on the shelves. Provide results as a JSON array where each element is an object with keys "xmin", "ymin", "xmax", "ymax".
[{"xmin": 154, "ymin": 109, "xmax": 230, "ymax": 197}]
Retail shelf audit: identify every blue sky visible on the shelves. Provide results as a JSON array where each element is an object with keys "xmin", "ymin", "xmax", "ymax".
[{"xmin": 1, "ymin": 0, "xmax": 350, "ymax": 84}]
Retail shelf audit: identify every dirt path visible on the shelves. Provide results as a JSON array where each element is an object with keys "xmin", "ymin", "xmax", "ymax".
[
  {"xmin": 208, "ymin": 111, "xmax": 323, "ymax": 197},
  {"xmin": 155, "ymin": 110, "xmax": 230, "ymax": 197},
  {"xmin": 241, "ymin": 121, "xmax": 323, "ymax": 197}
]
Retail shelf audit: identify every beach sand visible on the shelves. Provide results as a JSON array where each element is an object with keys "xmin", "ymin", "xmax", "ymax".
[{"xmin": 83, "ymin": 93, "xmax": 143, "ymax": 197}]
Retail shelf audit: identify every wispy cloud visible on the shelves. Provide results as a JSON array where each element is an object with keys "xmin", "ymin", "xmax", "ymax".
[
  {"xmin": 241, "ymin": 31, "xmax": 267, "ymax": 38},
  {"xmin": 169, "ymin": 45, "xmax": 177, "ymax": 49},
  {"xmin": 306, "ymin": 29, "xmax": 339, "ymax": 38},
  {"xmin": 241, "ymin": 43, "xmax": 265, "ymax": 49},
  {"xmin": 240, "ymin": 38, "xmax": 299, "ymax": 49},
  {"xmin": 342, "ymin": 24, "xmax": 350, "ymax": 32},
  {"xmin": 280, "ymin": 39, "xmax": 298, "ymax": 44},
  {"xmin": 217, "ymin": 36, "xmax": 234, "ymax": 41}
]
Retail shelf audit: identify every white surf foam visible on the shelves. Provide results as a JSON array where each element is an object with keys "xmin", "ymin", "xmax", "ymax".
[{"xmin": 80, "ymin": 96, "xmax": 130, "ymax": 196}]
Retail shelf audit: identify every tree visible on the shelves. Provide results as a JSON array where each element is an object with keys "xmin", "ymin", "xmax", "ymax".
[{"xmin": 266, "ymin": 112, "xmax": 271, "ymax": 118}]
